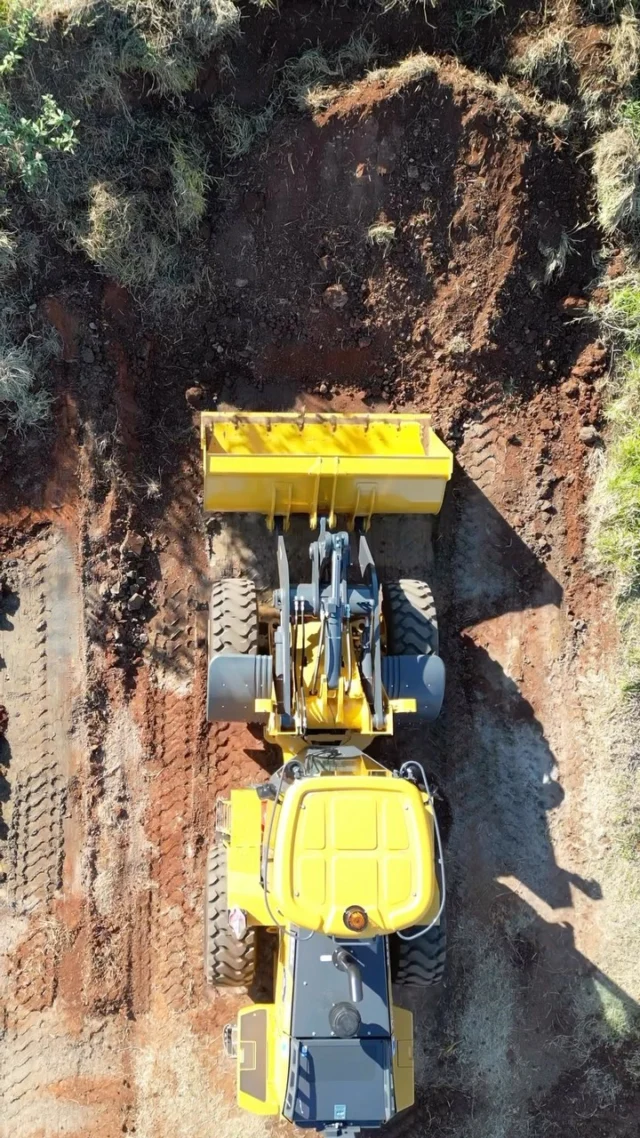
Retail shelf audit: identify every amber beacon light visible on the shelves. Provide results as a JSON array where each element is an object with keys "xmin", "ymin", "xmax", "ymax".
[{"xmin": 343, "ymin": 905, "xmax": 369, "ymax": 933}]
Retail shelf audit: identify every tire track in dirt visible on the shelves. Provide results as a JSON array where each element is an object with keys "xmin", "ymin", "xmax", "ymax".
[
  {"xmin": 0, "ymin": 528, "xmax": 89, "ymax": 1130},
  {"xmin": 5, "ymin": 542, "xmax": 64, "ymax": 914},
  {"xmin": 448, "ymin": 383, "xmax": 514, "ymax": 627},
  {"xmin": 148, "ymin": 682, "xmax": 198, "ymax": 1010},
  {"xmin": 138, "ymin": 545, "xmax": 208, "ymax": 1016}
]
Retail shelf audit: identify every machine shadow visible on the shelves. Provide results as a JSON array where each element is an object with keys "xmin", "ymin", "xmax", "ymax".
[
  {"xmin": 369, "ymin": 474, "xmax": 638, "ymax": 1136},
  {"xmin": 393, "ymin": 881, "xmax": 640, "ymax": 1138}
]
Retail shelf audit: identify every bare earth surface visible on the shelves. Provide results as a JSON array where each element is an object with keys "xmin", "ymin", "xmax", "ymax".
[{"xmin": 1, "ymin": 59, "xmax": 638, "ymax": 1138}]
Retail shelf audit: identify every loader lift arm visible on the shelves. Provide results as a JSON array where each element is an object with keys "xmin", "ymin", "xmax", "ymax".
[{"xmin": 273, "ymin": 517, "xmax": 386, "ymax": 734}]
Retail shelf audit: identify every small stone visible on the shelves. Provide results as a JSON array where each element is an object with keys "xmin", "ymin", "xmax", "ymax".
[
  {"xmin": 98, "ymin": 581, "xmax": 110, "ymax": 596},
  {"xmin": 121, "ymin": 531, "xmax": 145, "ymax": 557},
  {"xmin": 81, "ymin": 347, "xmax": 95, "ymax": 364},
  {"xmin": 235, "ymin": 278, "xmax": 249, "ymax": 288},
  {"xmin": 323, "ymin": 284, "xmax": 348, "ymax": 310},
  {"xmin": 407, "ymin": 165, "xmax": 419, "ymax": 180},
  {"xmin": 185, "ymin": 385, "xmax": 204, "ymax": 409},
  {"xmin": 540, "ymin": 418, "xmax": 555, "ymax": 432},
  {"xmin": 89, "ymin": 321, "xmax": 97, "ymax": 331},
  {"xmin": 560, "ymin": 295, "xmax": 588, "ymax": 314},
  {"xmin": 128, "ymin": 593, "xmax": 145, "ymax": 612},
  {"xmin": 318, "ymin": 255, "xmax": 332, "ymax": 271},
  {"xmin": 318, "ymin": 382, "xmax": 329, "ymax": 395},
  {"xmin": 579, "ymin": 425, "xmax": 600, "ymax": 444},
  {"xmin": 36, "ymin": 619, "xmax": 47, "ymax": 632},
  {"xmin": 563, "ymin": 380, "xmax": 579, "ymax": 398},
  {"xmin": 541, "ymin": 502, "xmax": 555, "ymax": 514},
  {"xmin": 507, "ymin": 434, "xmax": 521, "ymax": 446}
]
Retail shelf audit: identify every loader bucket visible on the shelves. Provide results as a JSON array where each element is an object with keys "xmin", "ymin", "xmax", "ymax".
[{"xmin": 201, "ymin": 411, "xmax": 453, "ymax": 529}]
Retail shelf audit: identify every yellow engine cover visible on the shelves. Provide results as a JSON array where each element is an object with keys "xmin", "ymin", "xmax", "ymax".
[{"xmin": 269, "ymin": 776, "xmax": 437, "ymax": 935}]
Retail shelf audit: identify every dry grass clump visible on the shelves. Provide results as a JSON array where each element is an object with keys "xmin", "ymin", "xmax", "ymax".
[
  {"xmin": 366, "ymin": 51, "xmax": 439, "ymax": 86},
  {"xmin": 211, "ymin": 35, "xmax": 379, "ymax": 152},
  {"xmin": 281, "ymin": 34, "xmax": 377, "ymax": 112},
  {"xmin": 511, "ymin": 28, "xmax": 576, "ymax": 98},
  {"xmin": 0, "ymin": 227, "xmax": 18, "ymax": 279},
  {"xmin": 579, "ymin": 5, "xmax": 639, "ymax": 131},
  {"xmin": 609, "ymin": 4, "xmax": 640, "ymax": 89},
  {"xmin": 367, "ymin": 221, "xmax": 396, "ymax": 251},
  {"xmin": 593, "ymin": 124, "xmax": 640, "ymax": 233},
  {"xmin": 74, "ymin": 178, "xmax": 207, "ymax": 310},
  {"xmin": 211, "ymin": 100, "xmax": 277, "ymax": 161},
  {"xmin": 539, "ymin": 229, "xmax": 577, "ymax": 282},
  {"xmin": 0, "ymin": 321, "xmax": 55, "ymax": 435}
]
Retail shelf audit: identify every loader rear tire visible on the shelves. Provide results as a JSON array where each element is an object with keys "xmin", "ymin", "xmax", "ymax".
[
  {"xmin": 205, "ymin": 844, "xmax": 256, "ymax": 988},
  {"xmin": 209, "ymin": 577, "xmax": 258, "ymax": 660},
  {"xmin": 383, "ymin": 579, "xmax": 438, "ymax": 657},
  {"xmin": 392, "ymin": 913, "xmax": 446, "ymax": 987}
]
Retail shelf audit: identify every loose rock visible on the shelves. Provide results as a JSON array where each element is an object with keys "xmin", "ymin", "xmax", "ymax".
[
  {"xmin": 185, "ymin": 386, "xmax": 205, "ymax": 409},
  {"xmin": 323, "ymin": 283, "xmax": 348, "ymax": 309},
  {"xmin": 121, "ymin": 531, "xmax": 145, "ymax": 557}
]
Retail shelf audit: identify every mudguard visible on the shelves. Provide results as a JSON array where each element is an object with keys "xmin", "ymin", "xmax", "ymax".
[
  {"xmin": 207, "ymin": 653, "xmax": 273, "ymax": 722},
  {"xmin": 382, "ymin": 653, "xmax": 445, "ymax": 720}
]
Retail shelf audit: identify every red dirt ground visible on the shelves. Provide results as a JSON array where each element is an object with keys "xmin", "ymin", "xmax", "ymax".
[{"xmin": 1, "ymin": 54, "xmax": 637, "ymax": 1138}]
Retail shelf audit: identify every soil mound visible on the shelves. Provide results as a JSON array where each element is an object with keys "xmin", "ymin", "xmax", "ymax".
[{"xmin": 207, "ymin": 59, "xmax": 596, "ymax": 417}]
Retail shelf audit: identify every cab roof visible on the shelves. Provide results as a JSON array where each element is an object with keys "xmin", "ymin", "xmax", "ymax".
[{"xmin": 269, "ymin": 774, "xmax": 437, "ymax": 936}]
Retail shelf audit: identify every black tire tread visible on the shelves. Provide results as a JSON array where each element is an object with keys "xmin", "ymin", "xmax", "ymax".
[
  {"xmin": 393, "ymin": 916, "xmax": 446, "ymax": 987},
  {"xmin": 383, "ymin": 579, "xmax": 438, "ymax": 657},
  {"xmin": 205, "ymin": 844, "xmax": 256, "ymax": 987},
  {"xmin": 209, "ymin": 578, "xmax": 258, "ymax": 659}
]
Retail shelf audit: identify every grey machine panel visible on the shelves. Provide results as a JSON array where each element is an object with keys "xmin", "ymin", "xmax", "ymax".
[
  {"xmin": 285, "ymin": 1038, "xmax": 393, "ymax": 1128},
  {"xmin": 291, "ymin": 933, "xmax": 391, "ymax": 1040},
  {"xmin": 239, "ymin": 1008, "xmax": 268, "ymax": 1103},
  {"xmin": 206, "ymin": 653, "xmax": 272, "ymax": 722}
]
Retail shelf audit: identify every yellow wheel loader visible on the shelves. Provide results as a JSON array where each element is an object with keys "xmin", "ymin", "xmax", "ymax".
[{"xmin": 201, "ymin": 412, "xmax": 453, "ymax": 1136}]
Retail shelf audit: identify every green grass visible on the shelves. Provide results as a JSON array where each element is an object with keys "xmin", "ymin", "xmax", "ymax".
[
  {"xmin": 591, "ymin": 278, "xmax": 640, "ymax": 691},
  {"xmin": 0, "ymin": 93, "xmax": 78, "ymax": 189}
]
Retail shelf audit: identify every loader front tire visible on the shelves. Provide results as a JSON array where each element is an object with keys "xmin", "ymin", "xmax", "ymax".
[
  {"xmin": 392, "ymin": 914, "xmax": 446, "ymax": 987},
  {"xmin": 383, "ymin": 579, "xmax": 438, "ymax": 657},
  {"xmin": 205, "ymin": 844, "xmax": 256, "ymax": 988},
  {"xmin": 209, "ymin": 577, "xmax": 258, "ymax": 660}
]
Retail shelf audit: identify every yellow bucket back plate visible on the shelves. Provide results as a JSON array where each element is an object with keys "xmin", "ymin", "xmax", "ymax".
[
  {"xmin": 269, "ymin": 775, "xmax": 437, "ymax": 935},
  {"xmin": 201, "ymin": 411, "xmax": 453, "ymax": 527}
]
